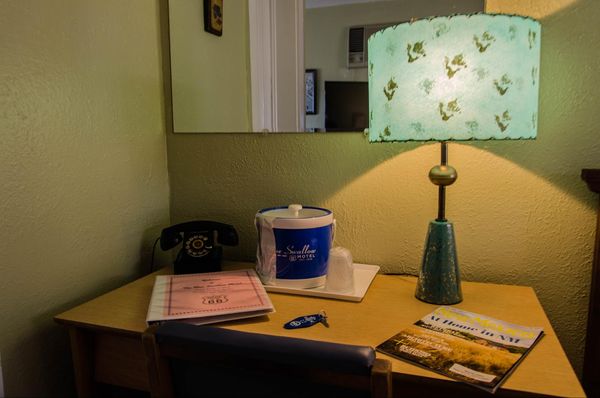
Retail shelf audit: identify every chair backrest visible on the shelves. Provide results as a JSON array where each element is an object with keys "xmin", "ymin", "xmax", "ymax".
[{"xmin": 143, "ymin": 322, "xmax": 392, "ymax": 398}]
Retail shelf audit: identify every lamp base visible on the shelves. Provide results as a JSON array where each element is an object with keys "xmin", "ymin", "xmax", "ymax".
[{"xmin": 415, "ymin": 220, "xmax": 462, "ymax": 305}]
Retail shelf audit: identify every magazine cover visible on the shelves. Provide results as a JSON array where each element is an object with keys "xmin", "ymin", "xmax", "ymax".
[{"xmin": 376, "ymin": 306, "xmax": 544, "ymax": 393}]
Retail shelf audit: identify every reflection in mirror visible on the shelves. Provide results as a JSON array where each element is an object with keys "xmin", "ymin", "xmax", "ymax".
[
  {"xmin": 169, "ymin": 0, "xmax": 252, "ymax": 133},
  {"xmin": 304, "ymin": 0, "xmax": 484, "ymax": 133},
  {"xmin": 168, "ymin": 0, "xmax": 484, "ymax": 134}
]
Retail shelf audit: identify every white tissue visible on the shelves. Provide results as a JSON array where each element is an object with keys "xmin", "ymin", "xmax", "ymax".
[{"xmin": 326, "ymin": 247, "xmax": 355, "ymax": 293}]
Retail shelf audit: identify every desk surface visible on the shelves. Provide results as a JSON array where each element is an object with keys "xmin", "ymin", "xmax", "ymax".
[{"xmin": 55, "ymin": 261, "xmax": 585, "ymax": 397}]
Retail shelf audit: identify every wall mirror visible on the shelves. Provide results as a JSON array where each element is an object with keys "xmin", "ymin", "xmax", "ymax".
[{"xmin": 168, "ymin": 0, "xmax": 484, "ymax": 134}]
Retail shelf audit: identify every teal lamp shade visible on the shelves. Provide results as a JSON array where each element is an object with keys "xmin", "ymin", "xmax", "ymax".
[
  {"xmin": 368, "ymin": 14, "xmax": 541, "ymax": 142},
  {"xmin": 367, "ymin": 14, "xmax": 541, "ymax": 305}
]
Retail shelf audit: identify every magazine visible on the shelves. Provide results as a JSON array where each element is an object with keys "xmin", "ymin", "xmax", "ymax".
[
  {"xmin": 376, "ymin": 306, "xmax": 544, "ymax": 393},
  {"xmin": 146, "ymin": 269, "xmax": 275, "ymax": 326}
]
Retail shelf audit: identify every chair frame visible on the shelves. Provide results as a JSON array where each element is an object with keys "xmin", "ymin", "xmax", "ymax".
[{"xmin": 143, "ymin": 324, "xmax": 392, "ymax": 398}]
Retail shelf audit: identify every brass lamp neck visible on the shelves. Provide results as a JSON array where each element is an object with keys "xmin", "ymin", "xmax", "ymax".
[{"xmin": 429, "ymin": 142, "xmax": 458, "ymax": 222}]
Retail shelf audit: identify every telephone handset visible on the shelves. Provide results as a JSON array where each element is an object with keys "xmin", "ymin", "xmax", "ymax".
[{"xmin": 160, "ymin": 221, "xmax": 239, "ymax": 274}]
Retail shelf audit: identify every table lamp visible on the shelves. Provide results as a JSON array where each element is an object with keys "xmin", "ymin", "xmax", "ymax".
[{"xmin": 368, "ymin": 14, "xmax": 541, "ymax": 304}]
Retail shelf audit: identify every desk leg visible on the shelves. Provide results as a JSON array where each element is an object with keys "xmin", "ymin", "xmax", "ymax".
[{"xmin": 68, "ymin": 327, "xmax": 94, "ymax": 398}]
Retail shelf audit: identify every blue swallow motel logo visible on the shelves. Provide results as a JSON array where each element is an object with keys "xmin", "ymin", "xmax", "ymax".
[{"xmin": 276, "ymin": 245, "xmax": 317, "ymax": 262}]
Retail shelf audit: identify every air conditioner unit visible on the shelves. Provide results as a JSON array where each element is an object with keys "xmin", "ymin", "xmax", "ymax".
[{"xmin": 347, "ymin": 23, "xmax": 397, "ymax": 69}]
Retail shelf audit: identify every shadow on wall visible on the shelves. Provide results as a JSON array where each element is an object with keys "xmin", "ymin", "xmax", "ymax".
[
  {"xmin": 481, "ymin": 0, "xmax": 600, "ymax": 207},
  {"xmin": 167, "ymin": 132, "xmax": 417, "ymax": 259},
  {"xmin": 167, "ymin": 0, "xmax": 600, "ymax": 261},
  {"xmin": 2, "ymin": 315, "xmax": 74, "ymax": 397},
  {"xmin": 166, "ymin": 0, "xmax": 600, "ymax": 255}
]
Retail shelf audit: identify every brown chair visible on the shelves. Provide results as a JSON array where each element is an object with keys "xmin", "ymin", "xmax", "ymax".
[{"xmin": 143, "ymin": 322, "xmax": 392, "ymax": 398}]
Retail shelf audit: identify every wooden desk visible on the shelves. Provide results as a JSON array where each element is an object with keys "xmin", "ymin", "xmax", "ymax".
[{"xmin": 55, "ymin": 262, "xmax": 585, "ymax": 398}]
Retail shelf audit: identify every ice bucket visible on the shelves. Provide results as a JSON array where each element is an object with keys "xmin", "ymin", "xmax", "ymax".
[{"xmin": 255, "ymin": 204, "xmax": 334, "ymax": 288}]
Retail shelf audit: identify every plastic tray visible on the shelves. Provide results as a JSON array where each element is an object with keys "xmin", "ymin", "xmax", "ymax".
[{"xmin": 264, "ymin": 263, "xmax": 380, "ymax": 302}]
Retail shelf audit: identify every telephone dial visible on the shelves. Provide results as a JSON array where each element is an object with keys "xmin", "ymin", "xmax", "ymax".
[{"xmin": 160, "ymin": 221, "xmax": 239, "ymax": 274}]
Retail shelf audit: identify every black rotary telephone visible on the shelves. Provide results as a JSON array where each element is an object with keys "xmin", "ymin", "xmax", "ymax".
[{"xmin": 160, "ymin": 221, "xmax": 239, "ymax": 274}]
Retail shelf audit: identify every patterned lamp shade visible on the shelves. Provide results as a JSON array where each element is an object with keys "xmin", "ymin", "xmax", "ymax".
[{"xmin": 368, "ymin": 14, "xmax": 541, "ymax": 142}]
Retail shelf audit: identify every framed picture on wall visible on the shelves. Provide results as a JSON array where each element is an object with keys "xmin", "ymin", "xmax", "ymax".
[
  {"xmin": 305, "ymin": 69, "xmax": 317, "ymax": 115},
  {"xmin": 204, "ymin": 0, "xmax": 223, "ymax": 36}
]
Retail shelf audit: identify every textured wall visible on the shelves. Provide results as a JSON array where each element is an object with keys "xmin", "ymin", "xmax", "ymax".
[
  {"xmin": 169, "ymin": 0, "xmax": 251, "ymax": 132},
  {"xmin": 0, "ymin": 0, "xmax": 170, "ymax": 396},
  {"xmin": 168, "ymin": 0, "xmax": 600, "ymax": 377}
]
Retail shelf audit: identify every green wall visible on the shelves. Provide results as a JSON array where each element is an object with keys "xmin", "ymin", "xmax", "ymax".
[
  {"xmin": 169, "ymin": 0, "xmax": 251, "ymax": 132},
  {"xmin": 0, "ymin": 0, "xmax": 170, "ymax": 395},
  {"xmin": 168, "ymin": 0, "xmax": 600, "ymax": 377}
]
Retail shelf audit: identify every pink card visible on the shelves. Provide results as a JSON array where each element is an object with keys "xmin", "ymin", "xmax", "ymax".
[{"xmin": 163, "ymin": 270, "xmax": 270, "ymax": 317}]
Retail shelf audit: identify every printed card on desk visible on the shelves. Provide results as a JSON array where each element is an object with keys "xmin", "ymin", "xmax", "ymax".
[{"xmin": 146, "ymin": 269, "xmax": 275, "ymax": 326}]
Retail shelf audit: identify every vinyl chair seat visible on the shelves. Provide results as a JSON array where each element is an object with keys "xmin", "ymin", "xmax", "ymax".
[{"xmin": 143, "ymin": 322, "xmax": 392, "ymax": 398}]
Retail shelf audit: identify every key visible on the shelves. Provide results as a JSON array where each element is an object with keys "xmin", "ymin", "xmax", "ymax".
[{"xmin": 283, "ymin": 310, "xmax": 328, "ymax": 329}]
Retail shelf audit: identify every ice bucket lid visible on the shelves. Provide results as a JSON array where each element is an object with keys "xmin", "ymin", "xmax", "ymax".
[{"xmin": 258, "ymin": 204, "xmax": 332, "ymax": 219}]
